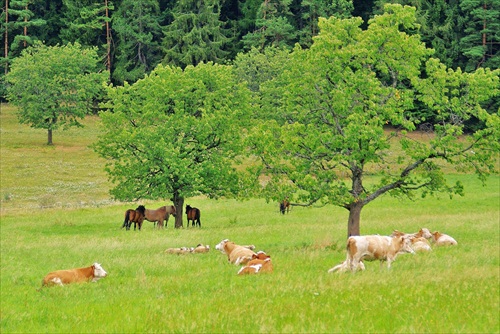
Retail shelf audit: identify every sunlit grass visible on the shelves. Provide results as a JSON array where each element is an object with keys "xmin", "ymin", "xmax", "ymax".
[{"xmin": 1, "ymin": 104, "xmax": 499, "ymax": 333}]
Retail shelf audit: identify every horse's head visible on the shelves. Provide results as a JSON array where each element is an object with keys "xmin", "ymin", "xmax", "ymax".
[
  {"xmin": 136, "ymin": 205, "xmax": 146, "ymax": 215},
  {"xmin": 185, "ymin": 205, "xmax": 192, "ymax": 214},
  {"xmin": 170, "ymin": 205, "xmax": 177, "ymax": 216}
]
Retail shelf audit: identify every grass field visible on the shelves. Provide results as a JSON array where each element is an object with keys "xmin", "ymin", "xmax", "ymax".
[{"xmin": 1, "ymin": 103, "xmax": 499, "ymax": 333}]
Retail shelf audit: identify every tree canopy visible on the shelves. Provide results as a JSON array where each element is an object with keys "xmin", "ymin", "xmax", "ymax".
[
  {"xmin": 6, "ymin": 42, "xmax": 108, "ymax": 144},
  {"xmin": 247, "ymin": 4, "xmax": 500, "ymax": 236},
  {"xmin": 93, "ymin": 62, "xmax": 252, "ymax": 227}
]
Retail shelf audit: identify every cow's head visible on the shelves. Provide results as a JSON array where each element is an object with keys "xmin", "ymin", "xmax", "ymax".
[
  {"xmin": 215, "ymin": 239, "xmax": 230, "ymax": 253},
  {"xmin": 400, "ymin": 236, "xmax": 415, "ymax": 254},
  {"xmin": 253, "ymin": 251, "xmax": 271, "ymax": 260},
  {"xmin": 419, "ymin": 228, "xmax": 432, "ymax": 239},
  {"xmin": 93, "ymin": 263, "xmax": 108, "ymax": 280}
]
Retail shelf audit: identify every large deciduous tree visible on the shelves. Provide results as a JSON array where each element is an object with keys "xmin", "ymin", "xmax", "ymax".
[
  {"xmin": 93, "ymin": 62, "xmax": 252, "ymax": 228},
  {"xmin": 6, "ymin": 42, "xmax": 108, "ymax": 145},
  {"xmin": 248, "ymin": 4, "xmax": 500, "ymax": 237}
]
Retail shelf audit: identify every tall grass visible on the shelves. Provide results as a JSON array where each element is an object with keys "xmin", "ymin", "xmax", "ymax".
[{"xmin": 1, "ymin": 104, "xmax": 499, "ymax": 333}]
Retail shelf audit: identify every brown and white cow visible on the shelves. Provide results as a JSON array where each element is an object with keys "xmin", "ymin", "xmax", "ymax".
[
  {"xmin": 333, "ymin": 235, "xmax": 414, "ymax": 272},
  {"xmin": 237, "ymin": 251, "xmax": 274, "ymax": 275},
  {"xmin": 41, "ymin": 263, "xmax": 107, "ymax": 287},
  {"xmin": 165, "ymin": 247, "xmax": 193, "ymax": 254},
  {"xmin": 390, "ymin": 229, "xmax": 432, "ymax": 252},
  {"xmin": 215, "ymin": 239, "xmax": 256, "ymax": 265},
  {"xmin": 431, "ymin": 231, "xmax": 458, "ymax": 246},
  {"xmin": 192, "ymin": 244, "xmax": 210, "ymax": 253}
]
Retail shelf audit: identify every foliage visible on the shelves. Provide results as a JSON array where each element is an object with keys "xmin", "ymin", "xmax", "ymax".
[
  {"xmin": 93, "ymin": 62, "xmax": 253, "ymax": 227},
  {"xmin": 232, "ymin": 46, "xmax": 291, "ymax": 92},
  {"xmin": 248, "ymin": 4, "xmax": 500, "ymax": 236},
  {"xmin": 162, "ymin": 0, "xmax": 231, "ymax": 68},
  {"xmin": 5, "ymin": 42, "xmax": 108, "ymax": 144},
  {"xmin": 111, "ymin": 0, "xmax": 164, "ymax": 84}
]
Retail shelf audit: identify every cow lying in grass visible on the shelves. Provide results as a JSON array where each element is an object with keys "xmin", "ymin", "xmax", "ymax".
[
  {"xmin": 165, "ymin": 244, "xmax": 210, "ymax": 254},
  {"xmin": 41, "ymin": 263, "xmax": 107, "ymax": 287},
  {"xmin": 391, "ymin": 229, "xmax": 432, "ymax": 252},
  {"xmin": 328, "ymin": 235, "xmax": 414, "ymax": 273},
  {"xmin": 237, "ymin": 251, "xmax": 274, "ymax": 275},
  {"xmin": 431, "ymin": 231, "xmax": 458, "ymax": 246},
  {"xmin": 215, "ymin": 239, "xmax": 256, "ymax": 265}
]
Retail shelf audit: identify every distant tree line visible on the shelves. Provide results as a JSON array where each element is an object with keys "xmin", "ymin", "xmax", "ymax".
[{"xmin": 2, "ymin": 0, "xmax": 498, "ymax": 85}]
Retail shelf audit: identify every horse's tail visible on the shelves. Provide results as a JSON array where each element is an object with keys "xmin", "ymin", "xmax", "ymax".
[
  {"xmin": 123, "ymin": 210, "xmax": 130, "ymax": 229},
  {"xmin": 196, "ymin": 209, "xmax": 201, "ymax": 220}
]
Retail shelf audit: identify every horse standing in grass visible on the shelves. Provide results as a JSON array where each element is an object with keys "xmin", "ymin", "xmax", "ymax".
[
  {"xmin": 280, "ymin": 198, "xmax": 290, "ymax": 214},
  {"xmin": 185, "ymin": 205, "xmax": 201, "ymax": 227},
  {"xmin": 122, "ymin": 205, "xmax": 146, "ymax": 231},
  {"xmin": 145, "ymin": 205, "xmax": 176, "ymax": 229}
]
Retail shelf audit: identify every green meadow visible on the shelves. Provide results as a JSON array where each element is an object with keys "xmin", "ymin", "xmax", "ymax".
[{"xmin": 1, "ymin": 103, "xmax": 499, "ymax": 333}]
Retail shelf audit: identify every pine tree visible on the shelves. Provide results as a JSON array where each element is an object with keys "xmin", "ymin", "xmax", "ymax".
[
  {"xmin": 112, "ymin": 0, "xmax": 164, "ymax": 84},
  {"xmin": 459, "ymin": 0, "xmax": 500, "ymax": 71},
  {"xmin": 162, "ymin": 0, "xmax": 231, "ymax": 68}
]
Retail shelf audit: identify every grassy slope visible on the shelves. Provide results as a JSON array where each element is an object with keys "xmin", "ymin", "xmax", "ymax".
[{"xmin": 1, "ymin": 104, "xmax": 499, "ymax": 333}]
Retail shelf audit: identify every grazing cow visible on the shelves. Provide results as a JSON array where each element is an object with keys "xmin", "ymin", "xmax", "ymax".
[
  {"xmin": 41, "ymin": 263, "xmax": 107, "ymax": 287},
  {"xmin": 431, "ymin": 231, "xmax": 458, "ymax": 246},
  {"xmin": 192, "ymin": 244, "xmax": 210, "ymax": 253},
  {"xmin": 238, "ymin": 251, "xmax": 274, "ymax": 275},
  {"xmin": 215, "ymin": 239, "xmax": 256, "ymax": 265},
  {"xmin": 342, "ymin": 235, "xmax": 414, "ymax": 272}
]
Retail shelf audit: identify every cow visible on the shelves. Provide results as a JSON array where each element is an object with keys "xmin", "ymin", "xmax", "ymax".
[
  {"xmin": 238, "ymin": 251, "xmax": 274, "ymax": 275},
  {"xmin": 192, "ymin": 244, "xmax": 210, "ymax": 253},
  {"xmin": 327, "ymin": 260, "xmax": 366, "ymax": 273},
  {"xmin": 390, "ymin": 229, "xmax": 432, "ymax": 252},
  {"xmin": 165, "ymin": 247, "xmax": 193, "ymax": 254},
  {"xmin": 215, "ymin": 239, "xmax": 256, "ymax": 265},
  {"xmin": 431, "ymin": 231, "xmax": 458, "ymax": 246},
  {"xmin": 41, "ymin": 263, "xmax": 107, "ymax": 287},
  {"xmin": 332, "ymin": 235, "xmax": 415, "ymax": 272}
]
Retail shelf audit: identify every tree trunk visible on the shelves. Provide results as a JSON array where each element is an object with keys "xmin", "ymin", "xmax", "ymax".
[
  {"xmin": 347, "ymin": 201, "xmax": 363, "ymax": 237},
  {"xmin": 173, "ymin": 192, "xmax": 184, "ymax": 228},
  {"xmin": 47, "ymin": 129, "xmax": 53, "ymax": 145}
]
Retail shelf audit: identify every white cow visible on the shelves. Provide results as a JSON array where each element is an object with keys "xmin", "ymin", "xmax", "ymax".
[
  {"xmin": 431, "ymin": 231, "xmax": 458, "ymax": 246},
  {"xmin": 331, "ymin": 235, "xmax": 415, "ymax": 272}
]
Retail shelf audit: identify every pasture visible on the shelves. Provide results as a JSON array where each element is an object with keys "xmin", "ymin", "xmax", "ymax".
[{"xmin": 1, "ymin": 104, "xmax": 499, "ymax": 333}]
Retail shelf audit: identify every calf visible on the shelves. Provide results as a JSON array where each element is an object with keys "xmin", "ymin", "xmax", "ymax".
[
  {"xmin": 431, "ymin": 231, "xmax": 458, "ymax": 246},
  {"xmin": 345, "ymin": 235, "xmax": 414, "ymax": 272},
  {"xmin": 238, "ymin": 251, "xmax": 274, "ymax": 275},
  {"xmin": 215, "ymin": 239, "xmax": 256, "ymax": 265},
  {"xmin": 42, "ymin": 263, "xmax": 107, "ymax": 287}
]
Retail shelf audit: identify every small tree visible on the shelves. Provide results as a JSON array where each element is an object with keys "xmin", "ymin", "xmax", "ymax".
[
  {"xmin": 93, "ymin": 62, "xmax": 252, "ymax": 228},
  {"xmin": 6, "ymin": 42, "xmax": 108, "ymax": 144},
  {"xmin": 249, "ymin": 4, "xmax": 500, "ymax": 237}
]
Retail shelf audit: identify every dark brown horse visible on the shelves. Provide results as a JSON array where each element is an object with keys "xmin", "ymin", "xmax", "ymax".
[
  {"xmin": 279, "ymin": 198, "xmax": 290, "ymax": 214},
  {"xmin": 122, "ymin": 205, "xmax": 146, "ymax": 231},
  {"xmin": 145, "ymin": 205, "xmax": 176, "ymax": 229},
  {"xmin": 185, "ymin": 205, "xmax": 201, "ymax": 227}
]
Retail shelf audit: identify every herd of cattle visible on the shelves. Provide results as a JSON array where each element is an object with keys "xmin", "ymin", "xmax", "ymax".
[
  {"xmin": 40, "ymin": 227, "xmax": 457, "ymax": 288},
  {"xmin": 40, "ymin": 201, "xmax": 458, "ymax": 287}
]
